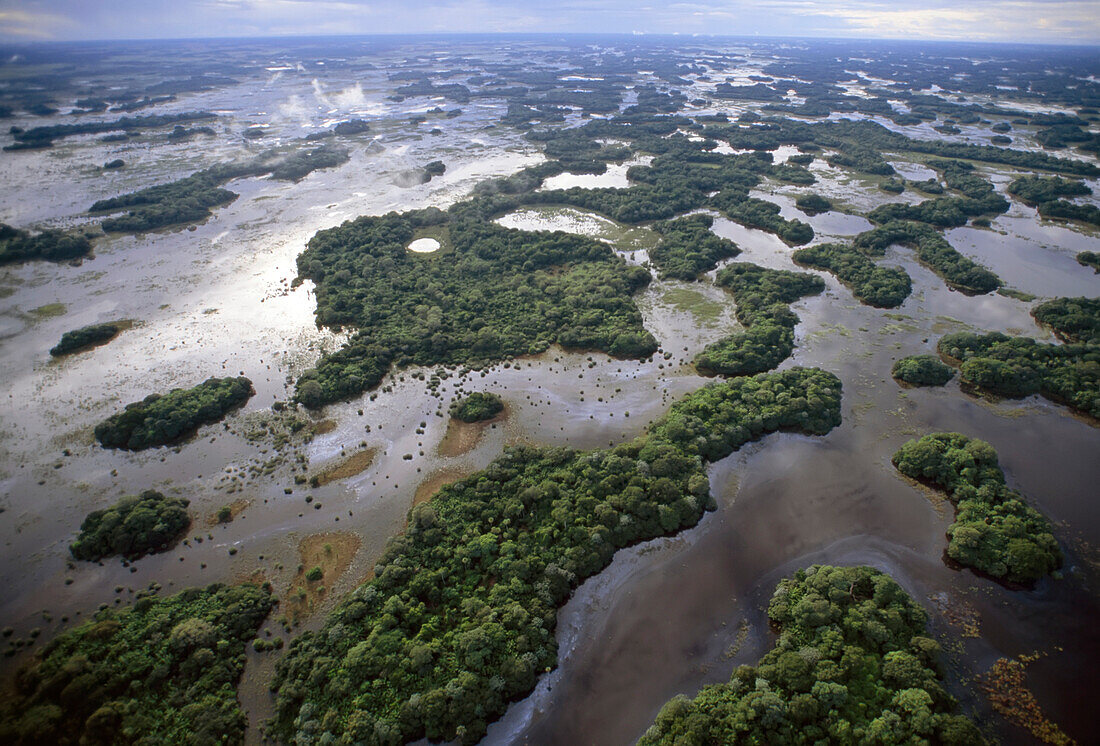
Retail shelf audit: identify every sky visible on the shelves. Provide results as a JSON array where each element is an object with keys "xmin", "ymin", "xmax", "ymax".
[{"xmin": 0, "ymin": 0, "xmax": 1098, "ymax": 45}]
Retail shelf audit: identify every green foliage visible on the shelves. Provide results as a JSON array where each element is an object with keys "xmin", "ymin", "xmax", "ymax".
[
  {"xmin": 1037, "ymin": 199, "xmax": 1100, "ymax": 228},
  {"xmin": 891, "ymin": 355, "xmax": 955, "ymax": 386},
  {"xmin": 694, "ymin": 264, "xmax": 824, "ymax": 377},
  {"xmin": 639, "ymin": 565, "xmax": 984, "ymax": 746},
  {"xmin": 269, "ymin": 368, "xmax": 843, "ymax": 744},
  {"xmin": 793, "ymin": 242, "xmax": 911, "ymax": 308},
  {"xmin": 1031, "ymin": 296, "xmax": 1100, "ymax": 343},
  {"xmin": 95, "ymin": 376, "xmax": 254, "ymax": 450},
  {"xmin": 0, "ymin": 223, "xmax": 93, "ymax": 265},
  {"xmin": 1077, "ymin": 251, "xmax": 1100, "ymax": 273},
  {"xmin": 450, "ymin": 392, "xmax": 504, "ymax": 423},
  {"xmin": 1006, "ymin": 175, "xmax": 1091, "ymax": 207},
  {"xmin": 292, "ymin": 210, "xmax": 656, "ymax": 407},
  {"xmin": 714, "ymin": 195, "xmax": 815, "ymax": 245},
  {"xmin": 938, "ymin": 331, "xmax": 1099, "ymax": 418},
  {"xmin": 892, "ymin": 433, "xmax": 1062, "ymax": 583},
  {"xmin": 855, "ymin": 221, "xmax": 1001, "ymax": 295},
  {"xmin": 5, "ymin": 111, "xmax": 216, "ymax": 148},
  {"xmin": 0, "ymin": 583, "xmax": 274, "ymax": 746},
  {"xmin": 92, "ymin": 147, "xmax": 350, "ymax": 232},
  {"xmin": 649, "ymin": 214, "xmax": 740, "ymax": 280},
  {"xmin": 794, "ymin": 193, "xmax": 831, "ymax": 215},
  {"xmin": 70, "ymin": 491, "xmax": 191, "ymax": 561},
  {"xmin": 305, "ymin": 567, "xmax": 324, "ymax": 582},
  {"xmin": 49, "ymin": 322, "xmax": 125, "ymax": 357}
]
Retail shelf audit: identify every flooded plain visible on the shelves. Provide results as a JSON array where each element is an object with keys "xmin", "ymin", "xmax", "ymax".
[{"xmin": 0, "ymin": 37, "xmax": 1097, "ymax": 746}]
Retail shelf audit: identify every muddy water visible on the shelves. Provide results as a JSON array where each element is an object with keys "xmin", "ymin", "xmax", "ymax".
[
  {"xmin": 485, "ymin": 208, "xmax": 1100, "ymax": 744},
  {"xmin": 1, "ymin": 40, "xmax": 1098, "ymax": 746}
]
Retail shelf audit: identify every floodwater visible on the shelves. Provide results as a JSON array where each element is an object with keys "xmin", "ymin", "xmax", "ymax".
[{"xmin": 0, "ymin": 37, "xmax": 1098, "ymax": 746}]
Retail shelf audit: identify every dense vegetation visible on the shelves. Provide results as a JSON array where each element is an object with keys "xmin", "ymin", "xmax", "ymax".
[
  {"xmin": 49, "ymin": 322, "xmax": 126, "ymax": 357},
  {"xmin": 694, "ymin": 264, "xmax": 824, "ymax": 377},
  {"xmin": 854, "ymin": 221, "xmax": 1001, "ymax": 294},
  {"xmin": 95, "ymin": 376, "xmax": 254, "ymax": 450},
  {"xmin": 1006, "ymin": 175, "xmax": 1092, "ymax": 207},
  {"xmin": 70, "ymin": 490, "xmax": 191, "ymax": 561},
  {"xmin": 648, "ymin": 214, "xmax": 740, "ymax": 280},
  {"xmin": 1037, "ymin": 199, "xmax": 1100, "ymax": 228},
  {"xmin": 938, "ymin": 331, "xmax": 1099, "ymax": 418},
  {"xmin": 269, "ymin": 367, "xmax": 843, "ymax": 744},
  {"xmin": 91, "ymin": 145, "xmax": 350, "ymax": 232},
  {"xmin": 794, "ymin": 193, "xmax": 831, "ymax": 215},
  {"xmin": 892, "ymin": 433, "xmax": 1062, "ymax": 583},
  {"xmin": 4, "ymin": 111, "xmax": 216, "ymax": 149},
  {"xmin": 1077, "ymin": 251, "xmax": 1100, "ymax": 273},
  {"xmin": 0, "ymin": 583, "xmax": 274, "ymax": 745},
  {"xmin": 793, "ymin": 242, "xmax": 912, "ymax": 308},
  {"xmin": 293, "ymin": 210, "xmax": 656, "ymax": 408},
  {"xmin": 449, "ymin": 392, "xmax": 504, "ymax": 423},
  {"xmin": 0, "ymin": 223, "xmax": 93, "ymax": 265},
  {"xmin": 640, "ymin": 565, "xmax": 984, "ymax": 745},
  {"xmin": 1031, "ymin": 296, "xmax": 1100, "ymax": 343},
  {"xmin": 892, "ymin": 355, "xmax": 956, "ymax": 386}
]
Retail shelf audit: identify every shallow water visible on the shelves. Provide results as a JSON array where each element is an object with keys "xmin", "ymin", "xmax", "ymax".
[{"xmin": 0, "ymin": 37, "xmax": 1097, "ymax": 746}]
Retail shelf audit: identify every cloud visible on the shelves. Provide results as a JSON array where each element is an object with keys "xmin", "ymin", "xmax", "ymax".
[{"xmin": 0, "ymin": 0, "xmax": 1097, "ymax": 43}]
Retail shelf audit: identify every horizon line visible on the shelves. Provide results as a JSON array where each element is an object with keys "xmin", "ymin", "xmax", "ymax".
[{"xmin": 2, "ymin": 30, "xmax": 1099, "ymax": 50}]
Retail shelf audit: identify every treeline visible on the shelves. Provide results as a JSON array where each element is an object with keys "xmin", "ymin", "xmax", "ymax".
[
  {"xmin": 854, "ymin": 221, "xmax": 1001, "ymax": 295},
  {"xmin": 793, "ymin": 242, "xmax": 912, "ymax": 308},
  {"xmin": 649, "ymin": 214, "xmax": 740, "ymax": 280},
  {"xmin": 95, "ymin": 376, "xmax": 254, "ymax": 450},
  {"xmin": 893, "ymin": 433, "xmax": 1061, "ymax": 583},
  {"xmin": 640, "ymin": 565, "xmax": 984, "ymax": 745},
  {"xmin": 0, "ymin": 223, "xmax": 93, "ymax": 265},
  {"xmin": 1077, "ymin": 251, "xmax": 1100, "ymax": 273},
  {"xmin": 49, "ymin": 321, "xmax": 126, "ymax": 357},
  {"xmin": 70, "ymin": 490, "xmax": 191, "ymax": 561},
  {"xmin": 269, "ymin": 368, "xmax": 843, "ymax": 744},
  {"xmin": 891, "ymin": 354, "xmax": 955, "ymax": 386},
  {"xmin": 938, "ymin": 331, "xmax": 1099, "ymax": 419},
  {"xmin": 91, "ymin": 145, "xmax": 350, "ymax": 233},
  {"xmin": 0, "ymin": 583, "xmax": 274, "ymax": 745},
  {"xmin": 449, "ymin": 392, "xmax": 503, "ymax": 423},
  {"xmin": 1031, "ymin": 296, "xmax": 1100, "ymax": 343},
  {"xmin": 4, "ymin": 111, "xmax": 216, "ymax": 150},
  {"xmin": 867, "ymin": 160, "xmax": 1008, "ymax": 228},
  {"xmin": 694, "ymin": 264, "xmax": 824, "ymax": 377},
  {"xmin": 1007, "ymin": 175, "xmax": 1100, "ymax": 227},
  {"xmin": 293, "ymin": 210, "xmax": 656, "ymax": 408}
]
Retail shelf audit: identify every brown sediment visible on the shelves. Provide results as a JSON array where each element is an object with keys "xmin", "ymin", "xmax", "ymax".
[
  {"xmin": 437, "ymin": 404, "xmax": 507, "ymax": 458},
  {"xmin": 980, "ymin": 655, "xmax": 1076, "ymax": 746},
  {"xmin": 407, "ymin": 466, "xmax": 475, "ymax": 526},
  {"xmin": 207, "ymin": 497, "xmax": 252, "ymax": 526},
  {"xmin": 311, "ymin": 448, "xmax": 376, "ymax": 486},
  {"xmin": 311, "ymin": 419, "xmax": 337, "ymax": 435},
  {"xmin": 285, "ymin": 532, "xmax": 361, "ymax": 624},
  {"xmin": 928, "ymin": 591, "xmax": 981, "ymax": 638}
]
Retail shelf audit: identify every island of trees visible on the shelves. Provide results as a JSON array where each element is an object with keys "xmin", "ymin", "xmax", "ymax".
[
  {"xmin": 1077, "ymin": 251, "xmax": 1100, "ymax": 273},
  {"xmin": 269, "ymin": 367, "xmax": 843, "ymax": 744},
  {"xmin": 0, "ymin": 583, "xmax": 274, "ymax": 745},
  {"xmin": 49, "ymin": 321, "xmax": 127, "ymax": 357},
  {"xmin": 649, "ymin": 214, "xmax": 740, "ymax": 281},
  {"xmin": 449, "ymin": 392, "xmax": 504, "ymax": 423},
  {"xmin": 793, "ymin": 242, "xmax": 911, "ymax": 308},
  {"xmin": 91, "ymin": 145, "xmax": 350, "ymax": 233},
  {"xmin": 70, "ymin": 490, "xmax": 191, "ymax": 561},
  {"xmin": 891, "ymin": 354, "xmax": 956, "ymax": 386},
  {"xmin": 95, "ymin": 376, "xmax": 254, "ymax": 450},
  {"xmin": 0, "ymin": 223, "xmax": 93, "ymax": 265},
  {"xmin": 693, "ymin": 264, "xmax": 824, "ymax": 377},
  {"xmin": 937, "ymin": 327, "xmax": 1098, "ymax": 419},
  {"xmin": 640, "ymin": 565, "xmax": 985, "ymax": 745},
  {"xmin": 892, "ymin": 433, "xmax": 1061, "ymax": 584},
  {"xmin": 292, "ymin": 208, "xmax": 657, "ymax": 408}
]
